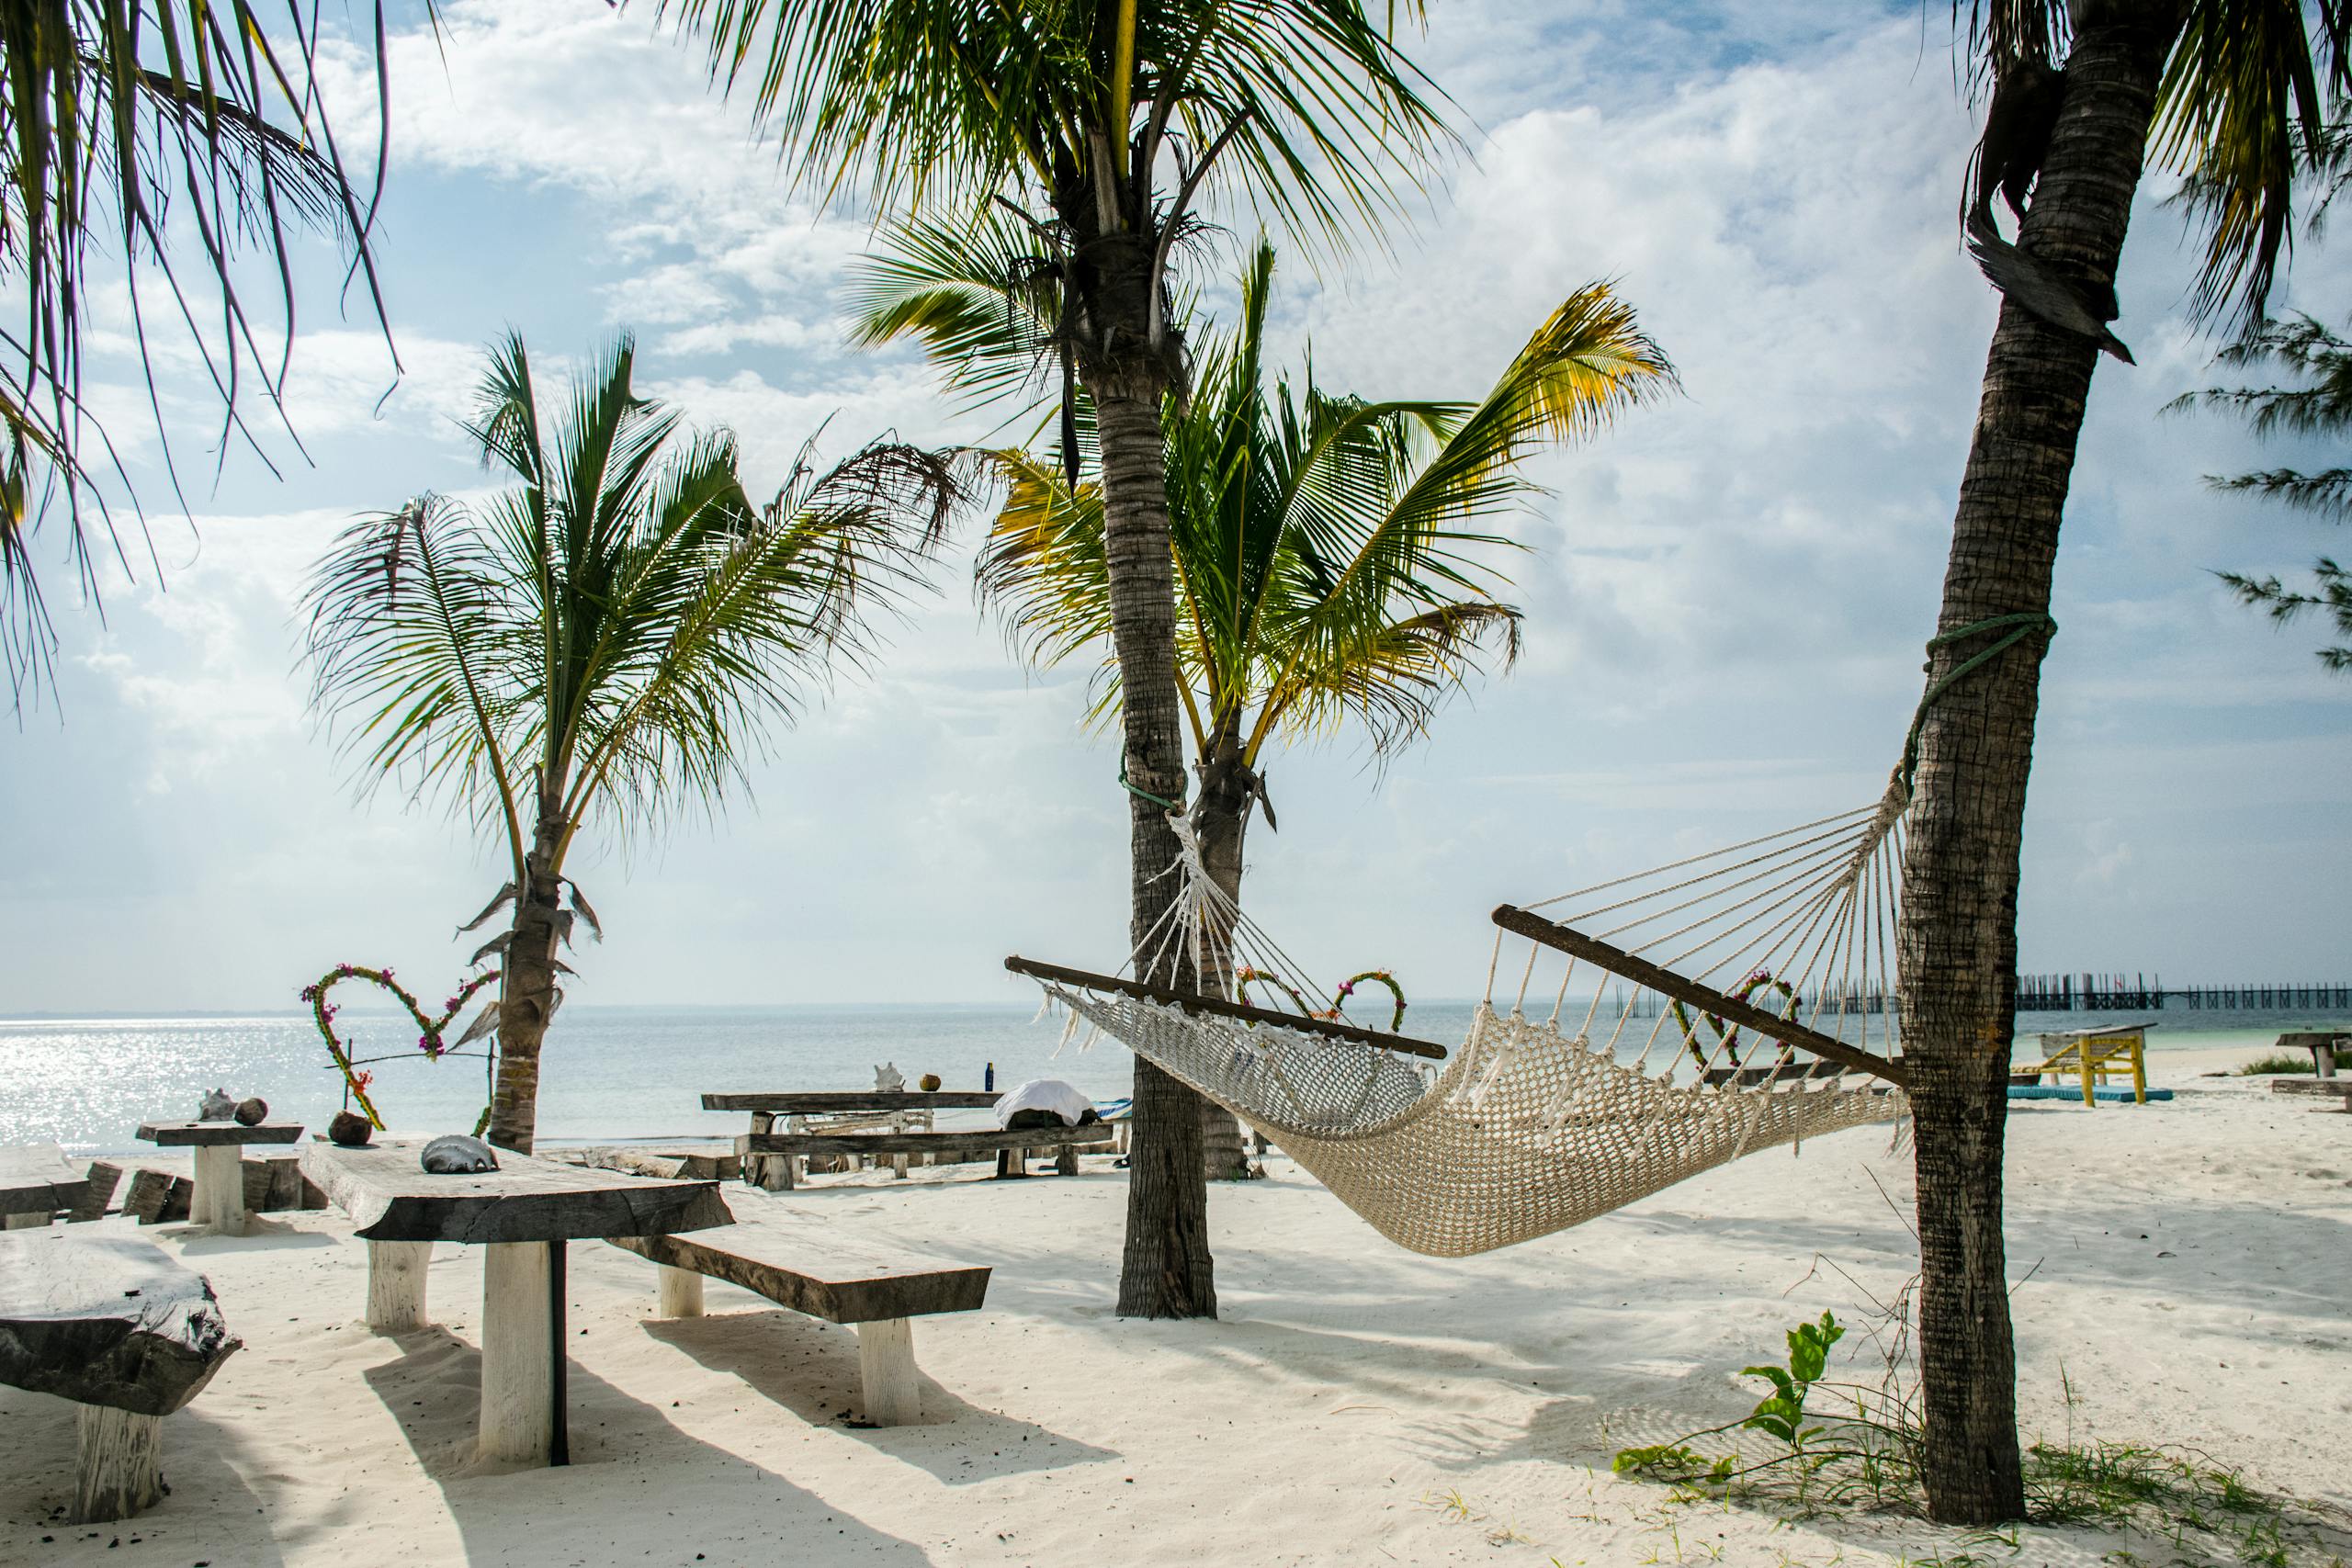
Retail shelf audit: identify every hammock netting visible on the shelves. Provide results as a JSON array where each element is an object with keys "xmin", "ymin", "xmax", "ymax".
[{"xmin": 1026, "ymin": 776, "xmax": 1914, "ymax": 1258}]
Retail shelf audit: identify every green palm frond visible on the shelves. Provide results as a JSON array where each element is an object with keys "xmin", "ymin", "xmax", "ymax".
[
  {"xmin": 845, "ymin": 212, "xmax": 1068, "ymax": 412},
  {"xmin": 650, "ymin": 0, "xmax": 1452, "ymax": 257},
  {"xmin": 978, "ymin": 245, "xmax": 1672, "ymax": 764},
  {"xmin": 303, "ymin": 334, "xmax": 970, "ymax": 867},
  {"xmin": 1, "ymin": 2, "xmax": 406, "ymax": 704}
]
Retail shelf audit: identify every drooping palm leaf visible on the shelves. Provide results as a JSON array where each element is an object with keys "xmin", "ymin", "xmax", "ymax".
[{"xmin": 2, "ymin": 2, "xmax": 408, "ymax": 702}]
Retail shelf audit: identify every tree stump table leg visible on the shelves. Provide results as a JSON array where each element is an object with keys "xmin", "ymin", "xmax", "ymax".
[
  {"xmin": 73, "ymin": 1405, "xmax": 163, "ymax": 1523},
  {"xmin": 891, "ymin": 1153, "xmax": 910, "ymax": 1180},
  {"xmin": 478, "ymin": 1242, "xmax": 555, "ymax": 1465},
  {"xmin": 367, "ymin": 1240, "xmax": 431, "ymax": 1332},
  {"xmin": 656, "ymin": 1264, "xmax": 705, "ymax": 1318},
  {"xmin": 190, "ymin": 1145, "xmax": 246, "ymax": 1234},
  {"xmin": 856, "ymin": 1318, "xmax": 920, "ymax": 1426},
  {"xmin": 1055, "ymin": 1144, "xmax": 1079, "ymax": 1176}
]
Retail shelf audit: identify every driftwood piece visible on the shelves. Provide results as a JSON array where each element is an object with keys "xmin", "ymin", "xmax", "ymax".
[
  {"xmin": 739, "ymin": 1126, "xmax": 1116, "ymax": 1158},
  {"xmin": 0, "ymin": 1144, "xmax": 90, "ymax": 1220},
  {"xmin": 123, "ymin": 1169, "xmax": 190, "ymax": 1225},
  {"xmin": 300, "ymin": 1141, "xmax": 733, "ymax": 1244},
  {"xmin": 70, "ymin": 1162, "xmax": 123, "ymax": 1224},
  {"xmin": 0, "ymin": 1233, "xmax": 239, "ymax": 1415},
  {"xmin": 702, "ymin": 1091, "xmax": 1002, "ymax": 1112},
  {"xmin": 134, "ymin": 1120, "xmax": 304, "ymax": 1147},
  {"xmin": 609, "ymin": 1214, "xmax": 989, "ymax": 1325}
]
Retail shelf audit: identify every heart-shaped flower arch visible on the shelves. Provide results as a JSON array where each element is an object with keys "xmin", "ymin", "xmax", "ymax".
[{"xmin": 301, "ymin": 964, "xmax": 502, "ymax": 1134}]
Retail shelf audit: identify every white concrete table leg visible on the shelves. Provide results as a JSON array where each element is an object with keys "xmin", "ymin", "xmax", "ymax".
[
  {"xmin": 856, "ymin": 1317, "xmax": 920, "ymax": 1426},
  {"xmin": 656, "ymin": 1264, "xmax": 705, "ymax": 1318},
  {"xmin": 4, "ymin": 1213, "xmax": 48, "ymax": 1230},
  {"xmin": 478, "ymin": 1241, "xmax": 554, "ymax": 1465},
  {"xmin": 190, "ymin": 1145, "xmax": 246, "ymax": 1234},
  {"xmin": 891, "ymin": 1153, "xmax": 910, "ymax": 1180},
  {"xmin": 367, "ymin": 1240, "xmax": 432, "ymax": 1332},
  {"xmin": 73, "ymin": 1405, "xmax": 163, "ymax": 1523}
]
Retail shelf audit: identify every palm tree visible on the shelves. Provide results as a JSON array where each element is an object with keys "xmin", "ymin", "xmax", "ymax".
[
  {"xmin": 966, "ymin": 242, "xmax": 1670, "ymax": 1173},
  {"xmin": 2176, "ymin": 311, "xmax": 2352, "ymax": 671},
  {"xmin": 651, "ymin": 0, "xmax": 1451, "ymax": 1316},
  {"xmin": 1909, "ymin": 2, "xmax": 2350, "ymax": 1523},
  {"xmin": 1, "ymin": 3, "xmax": 401, "ymax": 703},
  {"xmin": 300, "ymin": 333, "xmax": 964, "ymax": 1153}
]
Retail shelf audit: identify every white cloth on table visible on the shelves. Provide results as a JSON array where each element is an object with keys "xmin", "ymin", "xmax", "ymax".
[{"xmin": 993, "ymin": 1078, "xmax": 1096, "ymax": 1129}]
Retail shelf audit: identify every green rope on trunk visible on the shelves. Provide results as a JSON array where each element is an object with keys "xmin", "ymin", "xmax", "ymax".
[
  {"xmin": 1118, "ymin": 761, "xmax": 1182, "ymax": 811},
  {"xmin": 1897, "ymin": 613, "xmax": 2058, "ymax": 793}
]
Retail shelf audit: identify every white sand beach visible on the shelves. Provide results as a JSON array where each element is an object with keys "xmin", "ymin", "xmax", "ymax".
[{"xmin": 5, "ymin": 1045, "xmax": 2346, "ymax": 1567}]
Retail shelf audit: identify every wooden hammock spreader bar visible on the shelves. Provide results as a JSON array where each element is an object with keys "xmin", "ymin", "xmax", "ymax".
[
  {"xmin": 1488, "ymin": 906, "xmax": 1910, "ymax": 1090},
  {"xmin": 1004, "ymin": 956, "xmax": 1450, "ymax": 1061}
]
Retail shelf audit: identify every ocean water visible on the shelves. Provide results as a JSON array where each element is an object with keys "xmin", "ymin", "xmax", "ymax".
[{"xmin": 2, "ymin": 1000, "xmax": 2339, "ymax": 1157}]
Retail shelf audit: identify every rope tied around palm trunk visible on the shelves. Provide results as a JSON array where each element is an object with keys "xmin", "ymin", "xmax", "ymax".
[{"xmin": 1896, "ymin": 613, "xmax": 2057, "ymax": 795}]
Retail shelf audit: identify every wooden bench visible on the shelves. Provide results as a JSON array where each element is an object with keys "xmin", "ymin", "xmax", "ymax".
[
  {"xmin": 1, "ymin": 1144, "xmax": 91, "ymax": 1230},
  {"xmin": 0, "ymin": 1232, "xmax": 240, "ymax": 1522},
  {"xmin": 134, "ymin": 1121, "xmax": 304, "ymax": 1234},
  {"xmin": 735, "ymin": 1122, "xmax": 1118, "ymax": 1190},
  {"xmin": 2271, "ymin": 1077, "xmax": 2352, "ymax": 1113},
  {"xmin": 2278, "ymin": 1032, "xmax": 2347, "ymax": 1078},
  {"xmin": 610, "ymin": 1214, "xmax": 989, "ymax": 1426}
]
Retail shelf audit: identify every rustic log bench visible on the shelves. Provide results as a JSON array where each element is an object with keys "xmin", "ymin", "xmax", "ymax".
[
  {"xmin": 2271, "ymin": 1077, "xmax": 2352, "ymax": 1112},
  {"xmin": 0, "ymin": 1232, "xmax": 240, "ymax": 1522},
  {"xmin": 738, "ymin": 1123, "xmax": 1118, "ymax": 1189},
  {"xmin": 609, "ymin": 1213, "xmax": 989, "ymax": 1426},
  {"xmin": 1, "ymin": 1144, "xmax": 91, "ymax": 1231}
]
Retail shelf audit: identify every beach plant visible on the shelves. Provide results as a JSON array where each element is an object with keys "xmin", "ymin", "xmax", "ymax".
[
  {"xmin": 1903, "ymin": 1, "xmax": 2352, "ymax": 1524},
  {"xmin": 1612, "ymin": 1314, "xmax": 2346, "ymax": 1563},
  {"xmin": 2237, "ymin": 1047, "xmax": 2352, "ymax": 1074},
  {"xmin": 300, "ymin": 333, "xmax": 964, "ymax": 1153},
  {"xmin": 0, "ymin": 3, "xmax": 403, "ymax": 705},
  {"xmin": 649, "ymin": 0, "xmax": 1453, "ymax": 1319}
]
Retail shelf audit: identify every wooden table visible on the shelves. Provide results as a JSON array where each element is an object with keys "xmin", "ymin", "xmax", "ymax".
[
  {"xmin": 300, "ymin": 1140, "xmax": 731, "ymax": 1466},
  {"xmin": 0, "ymin": 1144, "xmax": 89, "ymax": 1230},
  {"xmin": 2278, "ymin": 1032, "xmax": 2347, "ymax": 1078},
  {"xmin": 133, "ymin": 1121, "xmax": 303, "ymax": 1233},
  {"xmin": 0, "ymin": 1231, "xmax": 239, "ymax": 1521},
  {"xmin": 702, "ymin": 1091, "xmax": 1112, "ymax": 1189}
]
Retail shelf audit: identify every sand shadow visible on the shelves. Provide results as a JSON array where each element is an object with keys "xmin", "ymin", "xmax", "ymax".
[
  {"xmin": 360, "ymin": 1331, "xmax": 936, "ymax": 1562},
  {"xmin": 640, "ymin": 1310, "xmax": 1120, "ymax": 1484},
  {"xmin": 0, "ymin": 1387, "xmax": 289, "ymax": 1566}
]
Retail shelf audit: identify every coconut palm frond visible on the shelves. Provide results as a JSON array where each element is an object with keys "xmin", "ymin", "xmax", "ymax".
[
  {"xmin": 300, "ymin": 496, "xmax": 537, "ymax": 874},
  {"xmin": 846, "ymin": 212, "xmax": 1068, "ymax": 411},
  {"xmin": 1, "ymin": 2, "xmax": 406, "ymax": 705},
  {"xmin": 977, "ymin": 449, "xmax": 1116, "ymax": 679},
  {"xmin": 307, "ymin": 334, "xmax": 971, "ymax": 861}
]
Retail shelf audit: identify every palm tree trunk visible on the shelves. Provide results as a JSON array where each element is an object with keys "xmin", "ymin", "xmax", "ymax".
[
  {"xmin": 1193, "ymin": 740, "xmax": 1255, "ymax": 1181},
  {"xmin": 1900, "ymin": 6, "xmax": 2177, "ymax": 1526},
  {"xmin": 1093, "ymin": 381, "xmax": 1217, "ymax": 1318},
  {"xmin": 486, "ymin": 801, "xmax": 569, "ymax": 1156}
]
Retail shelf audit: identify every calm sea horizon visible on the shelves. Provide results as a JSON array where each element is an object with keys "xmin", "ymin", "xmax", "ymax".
[{"xmin": 4, "ymin": 1000, "xmax": 2344, "ymax": 1156}]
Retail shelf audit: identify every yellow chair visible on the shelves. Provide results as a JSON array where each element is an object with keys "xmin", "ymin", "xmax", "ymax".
[{"xmin": 2014, "ymin": 1026, "xmax": 2150, "ymax": 1104}]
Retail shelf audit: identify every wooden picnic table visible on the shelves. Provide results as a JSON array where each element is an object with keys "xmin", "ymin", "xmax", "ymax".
[
  {"xmin": 2278, "ymin": 1032, "xmax": 2346, "ymax": 1078},
  {"xmin": 300, "ymin": 1139, "xmax": 731, "ymax": 1467},
  {"xmin": 702, "ymin": 1090, "xmax": 1112, "ymax": 1189},
  {"xmin": 1, "ymin": 1144, "xmax": 90, "ymax": 1230},
  {"xmin": 134, "ymin": 1121, "xmax": 303, "ymax": 1234}
]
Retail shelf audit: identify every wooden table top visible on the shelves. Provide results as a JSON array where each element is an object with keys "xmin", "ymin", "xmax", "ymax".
[
  {"xmin": 136, "ymin": 1120, "xmax": 306, "ymax": 1147},
  {"xmin": 0, "ymin": 1143, "xmax": 89, "ymax": 1217},
  {"xmin": 300, "ymin": 1140, "xmax": 734, "ymax": 1244},
  {"xmin": 700, "ymin": 1091, "xmax": 1001, "ymax": 1112}
]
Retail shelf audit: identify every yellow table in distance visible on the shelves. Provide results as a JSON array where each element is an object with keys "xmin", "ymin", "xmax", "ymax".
[{"xmin": 2018, "ymin": 1025, "xmax": 2151, "ymax": 1105}]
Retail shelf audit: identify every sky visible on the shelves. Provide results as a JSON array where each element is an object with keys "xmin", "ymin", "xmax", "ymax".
[{"xmin": 1, "ymin": 0, "xmax": 2346, "ymax": 1016}]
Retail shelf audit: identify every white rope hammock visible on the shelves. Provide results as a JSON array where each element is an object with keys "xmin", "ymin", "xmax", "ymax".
[{"xmin": 1016, "ymin": 776, "xmax": 1912, "ymax": 1258}]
